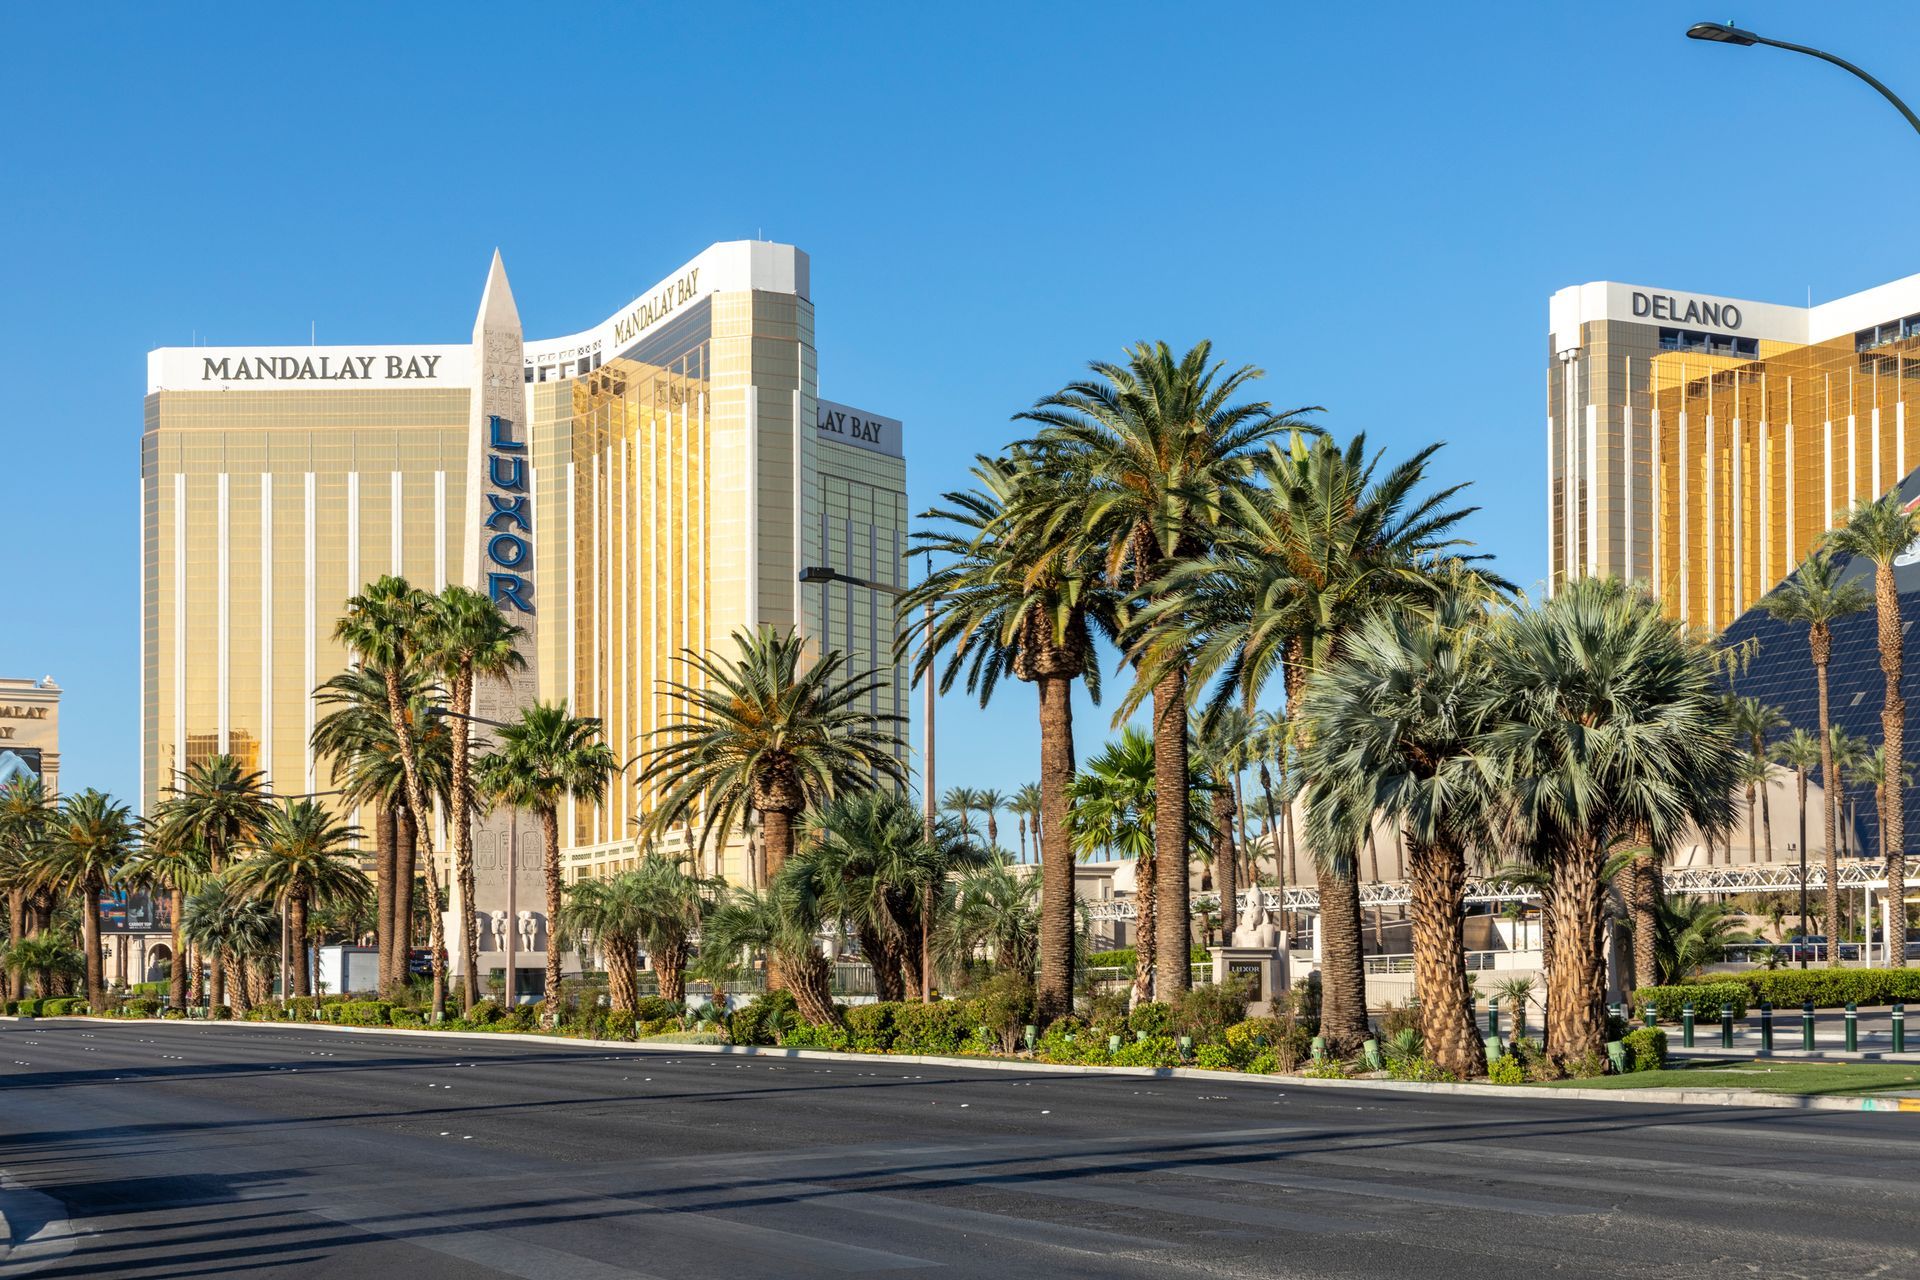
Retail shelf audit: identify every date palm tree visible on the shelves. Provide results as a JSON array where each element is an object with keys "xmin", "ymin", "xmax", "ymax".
[
  {"xmin": 1727, "ymin": 696, "xmax": 1786, "ymax": 862},
  {"xmin": 0, "ymin": 779, "xmax": 53, "ymax": 1002},
  {"xmin": 1300, "ymin": 588, "xmax": 1496, "ymax": 1078},
  {"xmin": 121, "ymin": 825, "xmax": 210, "ymax": 1010},
  {"xmin": 974, "ymin": 788, "xmax": 1008, "ymax": 852},
  {"xmin": 420, "ymin": 584, "xmax": 527, "ymax": 1010},
  {"xmin": 33, "ymin": 789, "xmax": 138, "ymax": 1008},
  {"xmin": 475, "ymin": 700, "xmax": 618, "ymax": 1025},
  {"xmin": 642, "ymin": 628, "xmax": 905, "ymax": 886},
  {"xmin": 701, "ymin": 868, "xmax": 837, "ymax": 1025},
  {"xmin": 940, "ymin": 787, "xmax": 984, "ymax": 839},
  {"xmin": 1069, "ymin": 727, "xmax": 1161, "ymax": 1002},
  {"xmin": 180, "ymin": 873, "xmax": 278, "ymax": 1013},
  {"xmin": 150, "ymin": 755, "xmax": 270, "ymax": 1010},
  {"xmin": 1827, "ymin": 493, "xmax": 1919, "ymax": 965},
  {"xmin": 559, "ymin": 871, "xmax": 655, "ymax": 1013},
  {"xmin": 1760, "ymin": 550, "xmax": 1869, "ymax": 963},
  {"xmin": 1009, "ymin": 783, "xmax": 1043, "ymax": 864},
  {"xmin": 901, "ymin": 450, "xmax": 1121, "ymax": 1021},
  {"xmin": 1191, "ymin": 708, "xmax": 1247, "ymax": 944},
  {"xmin": 615, "ymin": 853, "xmax": 719, "ymax": 1005},
  {"xmin": 1481, "ymin": 577, "xmax": 1738, "ymax": 1063},
  {"xmin": 1771, "ymin": 728, "xmax": 1824, "ymax": 936},
  {"xmin": 1017, "ymin": 340, "xmax": 1304, "ymax": 1001},
  {"xmin": 228, "ymin": 800, "xmax": 371, "ymax": 998}
]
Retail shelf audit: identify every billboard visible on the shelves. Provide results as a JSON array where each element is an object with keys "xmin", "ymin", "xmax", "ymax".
[
  {"xmin": 0, "ymin": 747, "xmax": 41, "ymax": 787},
  {"xmin": 98, "ymin": 890, "xmax": 169, "ymax": 933}
]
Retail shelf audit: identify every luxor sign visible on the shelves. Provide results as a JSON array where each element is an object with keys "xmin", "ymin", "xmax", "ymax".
[{"xmin": 482, "ymin": 415, "xmax": 533, "ymax": 613}]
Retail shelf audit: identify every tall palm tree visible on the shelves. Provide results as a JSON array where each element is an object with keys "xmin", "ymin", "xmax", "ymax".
[
  {"xmin": 1727, "ymin": 696, "xmax": 1786, "ymax": 862},
  {"xmin": 1018, "ymin": 340, "xmax": 1303, "ymax": 1001},
  {"xmin": 1301, "ymin": 589, "xmax": 1495, "ymax": 1078},
  {"xmin": 1771, "ymin": 728, "xmax": 1824, "ymax": 935},
  {"xmin": 642, "ymin": 628, "xmax": 905, "ymax": 884},
  {"xmin": 1069, "ymin": 727, "xmax": 1161, "ymax": 1002},
  {"xmin": 334, "ymin": 575, "xmax": 451, "ymax": 1012},
  {"xmin": 1482, "ymin": 577, "xmax": 1738, "ymax": 1063},
  {"xmin": 150, "ymin": 755, "xmax": 270, "ymax": 1009},
  {"xmin": 1760, "ymin": 549, "xmax": 1869, "ymax": 962},
  {"xmin": 1855, "ymin": 744, "xmax": 1913, "ymax": 960},
  {"xmin": 559, "ymin": 871, "xmax": 655, "ymax": 1012},
  {"xmin": 420, "ymin": 584, "xmax": 528, "ymax": 1010},
  {"xmin": 701, "ymin": 869, "xmax": 837, "ymax": 1025},
  {"xmin": 1128, "ymin": 431, "xmax": 1491, "ymax": 1049},
  {"xmin": 1248, "ymin": 710, "xmax": 1292, "ymax": 894},
  {"xmin": 0, "ymin": 779, "xmax": 53, "ymax": 1002},
  {"xmin": 1827, "ymin": 493, "xmax": 1919, "ymax": 966},
  {"xmin": 475, "ymin": 701, "xmax": 618, "ymax": 1025},
  {"xmin": 180, "ymin": 874, "xmax": 278, "ymax": 1012},
  {"xmin": 229, "ymin": 800, "xmax": 371, "ymax": 998},
  {"xmin": 974, "ymin": 788, "xmax": 1008, "ymax": 852},
  {"xmin": 1191, "ymin": 708, "xmax": 1248, "ymax": 945},
  {"xmin": 121, "ymin": 826, "xmax": 209, "ymax": 1009},
  {"xmin": 33, "ymin": 790, "xmax": 137, "ymax": 1008},
  {"xmin": 1009, "ymin": 783, "xmax": 1043, "ymax": 864},
  {"xmin": 940, "ymin": 786, "xmax": 984, "ymax": 838},
  {"xmin": 901, "ymin": 450, "xmax": 1121, "ymax": 1021}
]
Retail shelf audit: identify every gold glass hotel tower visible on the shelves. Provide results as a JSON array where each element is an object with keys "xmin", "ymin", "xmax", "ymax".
[
  {"xmin": 1549, "ymin": 273, "xmax": 1920, "ymax": 627},
  {"xmin": 142, "ymin": 242, "xmax": 908, "ymax": 916}
]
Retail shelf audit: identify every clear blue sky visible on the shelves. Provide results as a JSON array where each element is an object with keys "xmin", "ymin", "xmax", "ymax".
[{"xmin": 6, "ymin": 3, "xmax": 1920, "ymax": 809}]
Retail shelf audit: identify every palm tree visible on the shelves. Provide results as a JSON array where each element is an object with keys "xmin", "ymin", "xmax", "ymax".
[
  {"xmin": 940, "ymin": 858, "xmax": 1041, "ymax": 976},
  {"xmin": 1009, "ymin": 783, "xmax": 1043, "ymax": 864},
  {"xmin": 1482, "ymin": 577, "xmax": 1739, "ymax": 1063},
  {"xmin": 149, "ymin": 755, "xmax": 270, "ymax": 1009},
  {"xmin": 974, "ymin": 788, "xmax": 1008, "ymax": 852},
  {"xmin": 1760, "ymin": 550, "xmax": 1869, "ymax": 963},
  {"xmin": 1727, "ymin": 697, "xmax": 1786, "ymax": 863},
  {"xmin": 1018, "ymin": 340, "xmax": 1303, "ymax": 1002},
  {"xmin": 558, "ymin": 871, "xmax": 656, "ymax": 1012},
  {"xmin": 1191, "ymin": 708, "xmax": 1247, "ymax": 946},
  {"xmin": 32, "ymin": 790, "xmax": 137, "ymax": 1008},
  {"xmin": 228, "ymin": 800, "xmax": 371, "ymax": 998},
  {"xmin": 5, "ymin": 933, "xmax": 83, "ymax": 1000},
  {"xmin": 642, "ymin": 628, "xmax": 905, "ymax": 884},
  {"xmin": 1128, "ymin": 431, "xmax": 1491, "ymax": 1050},
  {"xmin": 180, "ymin": 874, "xmax": 278, "ymax": 1012},
  {"xmin": 614, "ymin": 853, "xmax": 718, "ymax": 1004},
  {"xmin": 334, "ymin": 575, "xmax": 453, "ymax": 1012},
  {"xmin": 1491, "ymin": 975, "xmax": 1535, "ymax": 1040},
  {"xmin": 940, "ymin": 786, "xmax": 984, "ymax": 839},
  {"xmin": 701, "ymin": 870, "xmax": 837, "ymax": 1025},
  {"xmin": 0, "ymin": 779, "xmax": 53, "ymax": 1002},
  {"xmin": 121, "ymin": 826, "xmax": 209, "ymax": 1010},
  {"xmin": 475, "ymin": 701, "xmax": 618, "ymax": 1024},
  {"xmin": 1300, "ymin": 589, "xmax": 1495, "ymax": 1078},
  {"xmin": 1771, "ymin": 728, "xmax": 1824, "ymax": 935},
  {"xmin": 420, "ymin": 584, "xmax": 528, "ymax": 1010},
  {"xmin": 1656, "ymin": 899, "xmax": 1756, "ymax": 983},
  {"xmin": 1827, "ymin": 493, "xmax": 1919, "ymax": 966},
  {"xmin": 901, "ymin": 450, "xmax": 1121, "ymax": 1022}
]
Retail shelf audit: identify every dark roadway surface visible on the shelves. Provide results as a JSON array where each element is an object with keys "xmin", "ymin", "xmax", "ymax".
[{"xmin": 0, "ymin": 1022, "xmax": 1917, "ymax": 1280}]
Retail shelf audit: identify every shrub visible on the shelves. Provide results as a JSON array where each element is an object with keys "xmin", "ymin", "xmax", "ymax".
[
  {"xmin": 1563, "ymin": 1050, "xmax": 1609, "ymax": 1079},
  {"xmin": 1172, "ymin": 978, "xmax": 1252, "ymax": 1041},
  {"xmin": 845, "ymin": 1001, "xmax": 902, "ymax": 1052},
  {"xmin": 1193, "ymin": 1043, "xmax": 1237, "ymax": 1070},
  {"xmin": 390, "ymin": 1006, "xmax": 427, "ymax": 1028},
  {"xmin": 1288, "ymin": 973, "xmax": 1322, "ymax": 1033},
  {"xmin": 122, "ymin": 998, "xmax": 158, "ymax": 1018},
  {"xmin": 781, "ymin": 1020, "xmax": 850, "ymax": 1050},
  {"xmin": 1245, "ymin": 1050, "xmax": 1279, "ymax": 1074},
  {"xmin": 1735, "ymin": 967, "xmax": 1920, "ymax": 1009},
  {"xmin": 208, "ymin": 1005, "xmax": 232, "ymax": 1021},
  {"xmin": 1487, "ymin": 1053, "xmax": 1526, "ymax": 1085},
  {"xmin": 601, "ymin": 1010, "xmax": 637, "ymax": 1040},
  {"xmin": 1086, "ymin": 991, "xmax": 1131, "ymax": 1024},
  {"xmin": 242, "ymin": 1007, "xmax": 279, "ymax": 1021},
  {"xmin": 10, "ymin": 999, "xmax": 41, "ymax": 1016},
  {"xmin": 971, "ymin": 972, "xmax": 1037, "ymax": 1053},
  {"xmin": 42, "ymin": 998, "xmax": 78, "ymax": 1016},
  {"xmin": 1086, "ymin": 946, "xmax": 1210, "ymax": 970},
  {"xmin": 1126, "ymin": 1001, "xmax": 1175, "ymax": 1038},
  {"xmin": 1622, "ymin": 1026, "xmax": 1668, "ymax": 1072},
  {"xmin": 335, "ymin": 1001, "xmax": 392, "ymax": 1027},
  {"xmin": 1627, "ymin": 981, "xmax": 1748, "ymax": 1023},
  {"xmin": 1111, "ymin": 1035, "xmax": 1181, "ymax": 1068},
  {"xmin": 892, "ymin": 999, "xmax": 975, "ymax": 1055},
  {"xmin": 1374, "ymin": 1002, "xmax": 1420, "ymax": 1040},
  {"xmin": 502, "ymin": 1003, "xmax": 540, "ymax": 1032},
  {"xmin": 1303, "ymin": 1056, "xmax": 1346, "ymax": 1079},
  {"xmin": 466, "ymin": 1001, "xmax": 505, "ymax": 1026},
  {"xmin": 1222, "ymin": 1017, "xmax": 1312, "ymax": 1072},
  {"xmin": 728, "ymin": 990, "xmax": 799, "ymax": 1046},
  {"xmin": 1386, "ymin": 1055, "xmax": 1457, "ymax": 1083},
  {"xmin": 630, "ymin": 996, "xmax": 681, "ymax": 1024}
]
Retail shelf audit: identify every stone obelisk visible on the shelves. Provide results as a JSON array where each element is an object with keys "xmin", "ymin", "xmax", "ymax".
[{"xmin": 452, "ymin": 251, "xmax": 547, "ymax": 1001}]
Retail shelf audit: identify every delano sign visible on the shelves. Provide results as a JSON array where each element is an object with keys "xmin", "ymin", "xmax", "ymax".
[{"xmin": 1631, "ymin": 291, "xmax": 1743, "ymax": 331}]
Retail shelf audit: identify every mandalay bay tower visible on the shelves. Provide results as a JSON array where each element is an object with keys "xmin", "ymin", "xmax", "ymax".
[{"xmin": 142, "ymin": 242, "xmax": 908, "ymax": 980}]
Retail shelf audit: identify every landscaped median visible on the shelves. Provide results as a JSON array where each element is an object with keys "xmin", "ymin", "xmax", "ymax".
[{"xmin": 1631, "ymin": 968, "xmax": 1920, "ymax": 1022}]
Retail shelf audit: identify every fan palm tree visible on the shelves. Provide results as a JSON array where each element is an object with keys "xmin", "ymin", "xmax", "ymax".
[
  {"xmin": 1760, "ymin": 550, "xmax": 1869, "ymax": 961},
  {"xmin": 1017, "ymin": 340, "xmax": 1304, "ymax": 1001},
  {"xmin": 559, "ymin": 871, "xmax": 657, "ymax": 1012},
  {"xmin": 1127, "ymin": 431, "xmax": 1492, "ymax": 1049},
  {"xmin": 939, "ymin": 858, "xmax": 1041, "ymax": 976},
  {"xmin": 700, "ymin": 870, "xmax": 837, "ymax": 1025},
  {"xmin": 1771, "ymin": 728, "xmax": 1824, "ymax": 935},
  {"xmin": 121, "ymin": 825, "xmax": 210, "ymax": 1010},
  {"xmin": 420, "ymin": 584, "xmax": 528, "ymax": 1010},
  {"xmin": 475, "ymin": 700, "xmax": 618, "ymax": 1025},
  {"xmin": 180, "ymin": 873, "xmax": 278, "ymax": 1013},
  {"xmin": 1727, "ymin": 696, "xmax": 1785, "ymax": 862},
  {"xmin": 334, "ymin": 574, "xmax": 453, "ymax": 1010},
  {"xmin": 613, "ymin": 853, "xmax": 719, "ymax": 1004},
  {"xmin": 1481, "ymin": 577, "xmax": 1739, "ymax": 1063},
  {"xmin": 1827, "ymin": 493, "xmax": 1919, "ymax": 965},
  {"xmin": 900, "ymin": 450, "xmax": 1122, "ymax": 1021},
  {"xmin": 149, "ymin": 755, "xmax": 270, "ymax": 1009},
  {"xmin": 1009, "ymin": 783, "xmax": 1043, "ymax": 864},
  {"xmin": 5, "ymin": 933, "xmax": 83, "ymax": 1000},
  {"xmin": 1300, "ymin": 588, "xmax": 1496, "ymax": 1078},
  {"xmin": 0, "ymin": 779, "xmax": 53, "ymax": 1002},
  {"xmin": 228, "ymin": 800, "xmax": 371, "ymax": 998},
  {"xmin": 32, "ymin": 790, "xmax": 137, "ymax": 1008},
  {"xmin": 641, "ymin": 628, "xmax": 905, "ymax": 885}
]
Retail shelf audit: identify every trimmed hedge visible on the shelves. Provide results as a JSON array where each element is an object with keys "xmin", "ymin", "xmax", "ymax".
[
  {"xmin": 1733, "ymin": 968, "xmax": 1920, "ymax": 1009},
  {"xmin": 1086, "ymin": 947, "xmax": 1210, "ymax": 970},
  {"xmin": 1622, "ymin": 1026, "xmax": 1668, "ymax": 1072},
  {"xmin": 9, "ymin": 999, "xmax": 44, "ymax": 1016},
  {"xmin": 1628, "ymin": 981, "xmax": 1748, "ymax": 1022}
]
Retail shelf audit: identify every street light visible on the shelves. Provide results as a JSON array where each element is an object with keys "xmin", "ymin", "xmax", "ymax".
[{"xmin": 1686, "ymin": 22, "xmax": 1920, "ymax": 139}]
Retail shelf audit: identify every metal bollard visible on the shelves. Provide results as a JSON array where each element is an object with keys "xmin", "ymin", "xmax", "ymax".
[
  {"xmin": 1488, "ymin": 997, "xmax": 1499, "ymax": 1036},
  {"xmin": 1719, "ymin": 1003, "xmax": 1734, "ymax": 1049},
  {"xmin": 1682, "ymin": 1001, "xmax": 1695, "ymax": 1048},
  {"xmin": 1759, "ymin": 1001, "xmax": 1773, "ymax": 1053},
  {"xmin": 1845, "ymin": 1001, "xmax": 1859, "ymax": 1053},
  {"xmin": 1802, "ymin": 1000, "xmax": 1815, "ymax": 1051},
  {"xmin": 1894, "ymin": 1003, "xmax": 1907, "ymax": 1054},
  {"xmin": 1643, "ymin": 1003, "xmax": 1657, "ymax": 1030},
  {"xmin": 1607, "ymin": 1001, "xmax": 1621, "ymax": 1024}
]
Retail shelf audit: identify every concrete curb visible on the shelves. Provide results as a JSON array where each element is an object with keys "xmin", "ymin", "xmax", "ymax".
[{"xmin": 27, "ymin": 1014, "xmax": 1920, "ymax": 1115}]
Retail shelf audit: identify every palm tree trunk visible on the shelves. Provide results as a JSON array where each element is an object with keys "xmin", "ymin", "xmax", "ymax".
[
  {"xmin": 290, "ymin": 894, "xmax": 311, "ymax": 998},
  {"xmin": 164, "ymin": 888, "xmax": 186, "ymax": 1010},
  {"xmin": 451, "ymin": 666, "xmax": 483, "ymax": 1009},
  {"xmin": 389, "ymin": 803, "xmax": 416, "ymax": 996},
  {"xmin": 1212, "ymin": 789, "xmax": 1237, "ymax": 950},
  {"xmin": 1875, "ymin": 562, "xmax": 1907, "ymax": 967},
  {"xmin": 1546, "ymin": 837, "xmax": 1608, "ymax": 1062},
  {"xmin": 656, "ymin": 935, "xmax": 688, "ymax": 1005},
  {"xmin": 5, "ymin": 889, "xmax": 20, "ymax": 1002},
  {"xmin": 1814, "ymin": 638, "xmax": 1842, "ymax": 968},
  {"xmin": 1758, "ymin": 756, "xmax": 1775, "ymax": 862},
  {"xmin": 1408, "ymin": 837, "xmax": 1484, "ymax": 1079},
  {"xmin": 857, "ymin": 923, "xmax": 903, "ymax": 1002},
  {"xmin": 1745, "ymin": 785, "xmax": 1757, "ymax": 863},
  {"xmin": 1133, "ymin": 851, "xmax": 1157, "ymax": 1007},
  {"xmin": 81, "ymin": 884, "xmax": 104, "ymax": 1008},
  {"xmin": 1150, "ymin": 668, "xmax": 1191, "ymax": 1001},
  {"xmin": 230, "ymin": 955, "xmax": 253, "ymax": 1015},
  {"xmin": 773, "ymin": 950, "xmax": 837, "ymax": 1025},
  {"xmin": 1280, "ymin": 755, "xmax": 1300, "ymax": 891},
  {"xmin": 1631, "ymin": 853, "xmax": 1660, "ymax": 989},
  {"xmin": 986, "ymin": 810, "xmax": 998, "ymax": 850},
  {"xmin": 423, "ymin": 850, "xmax": 450, "ymax": 1018},
  {"xmin": 1316, "ymin": 854, "xmax": 1371, "ymax": 1054},
  {"xmin": 540, "ymin": 804, "xmax": 563, "ymax": 1026},
  {"xmin": 763, "ymin": 807, "xmax": 795, "ymax": 878},
  {"xmin": 1256, "ymin": 764, "xmax": 1282, "ymax": 927},
  {"xmin": 1797, "ymin": 769, "xmax": 1812, "ymax": 933},
  {"xmin": 608, "ymin": 936, "xmax": 638, "ymax": 1012},
  {"xmin": 1035, "ymin": 673, "xmax": 1077, "ymax": 1023},
  {"xmin": 1366, "ymin": 826, "xmax": 1384, "ymax": 953},
  {"xmin": 374, "ymin": 802, "xmax": 396, "ymax": 997}
]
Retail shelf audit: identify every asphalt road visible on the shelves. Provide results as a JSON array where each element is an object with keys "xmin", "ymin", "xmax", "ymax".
[{"xmin": 0, "ymin": 1022, "xmax": 1916, "ymax": 1279}]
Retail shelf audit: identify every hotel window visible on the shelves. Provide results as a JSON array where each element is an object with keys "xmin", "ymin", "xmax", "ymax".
[{"xmin": 1659, "ymin": 328, "xmax": 1756, "ymax": 358}]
